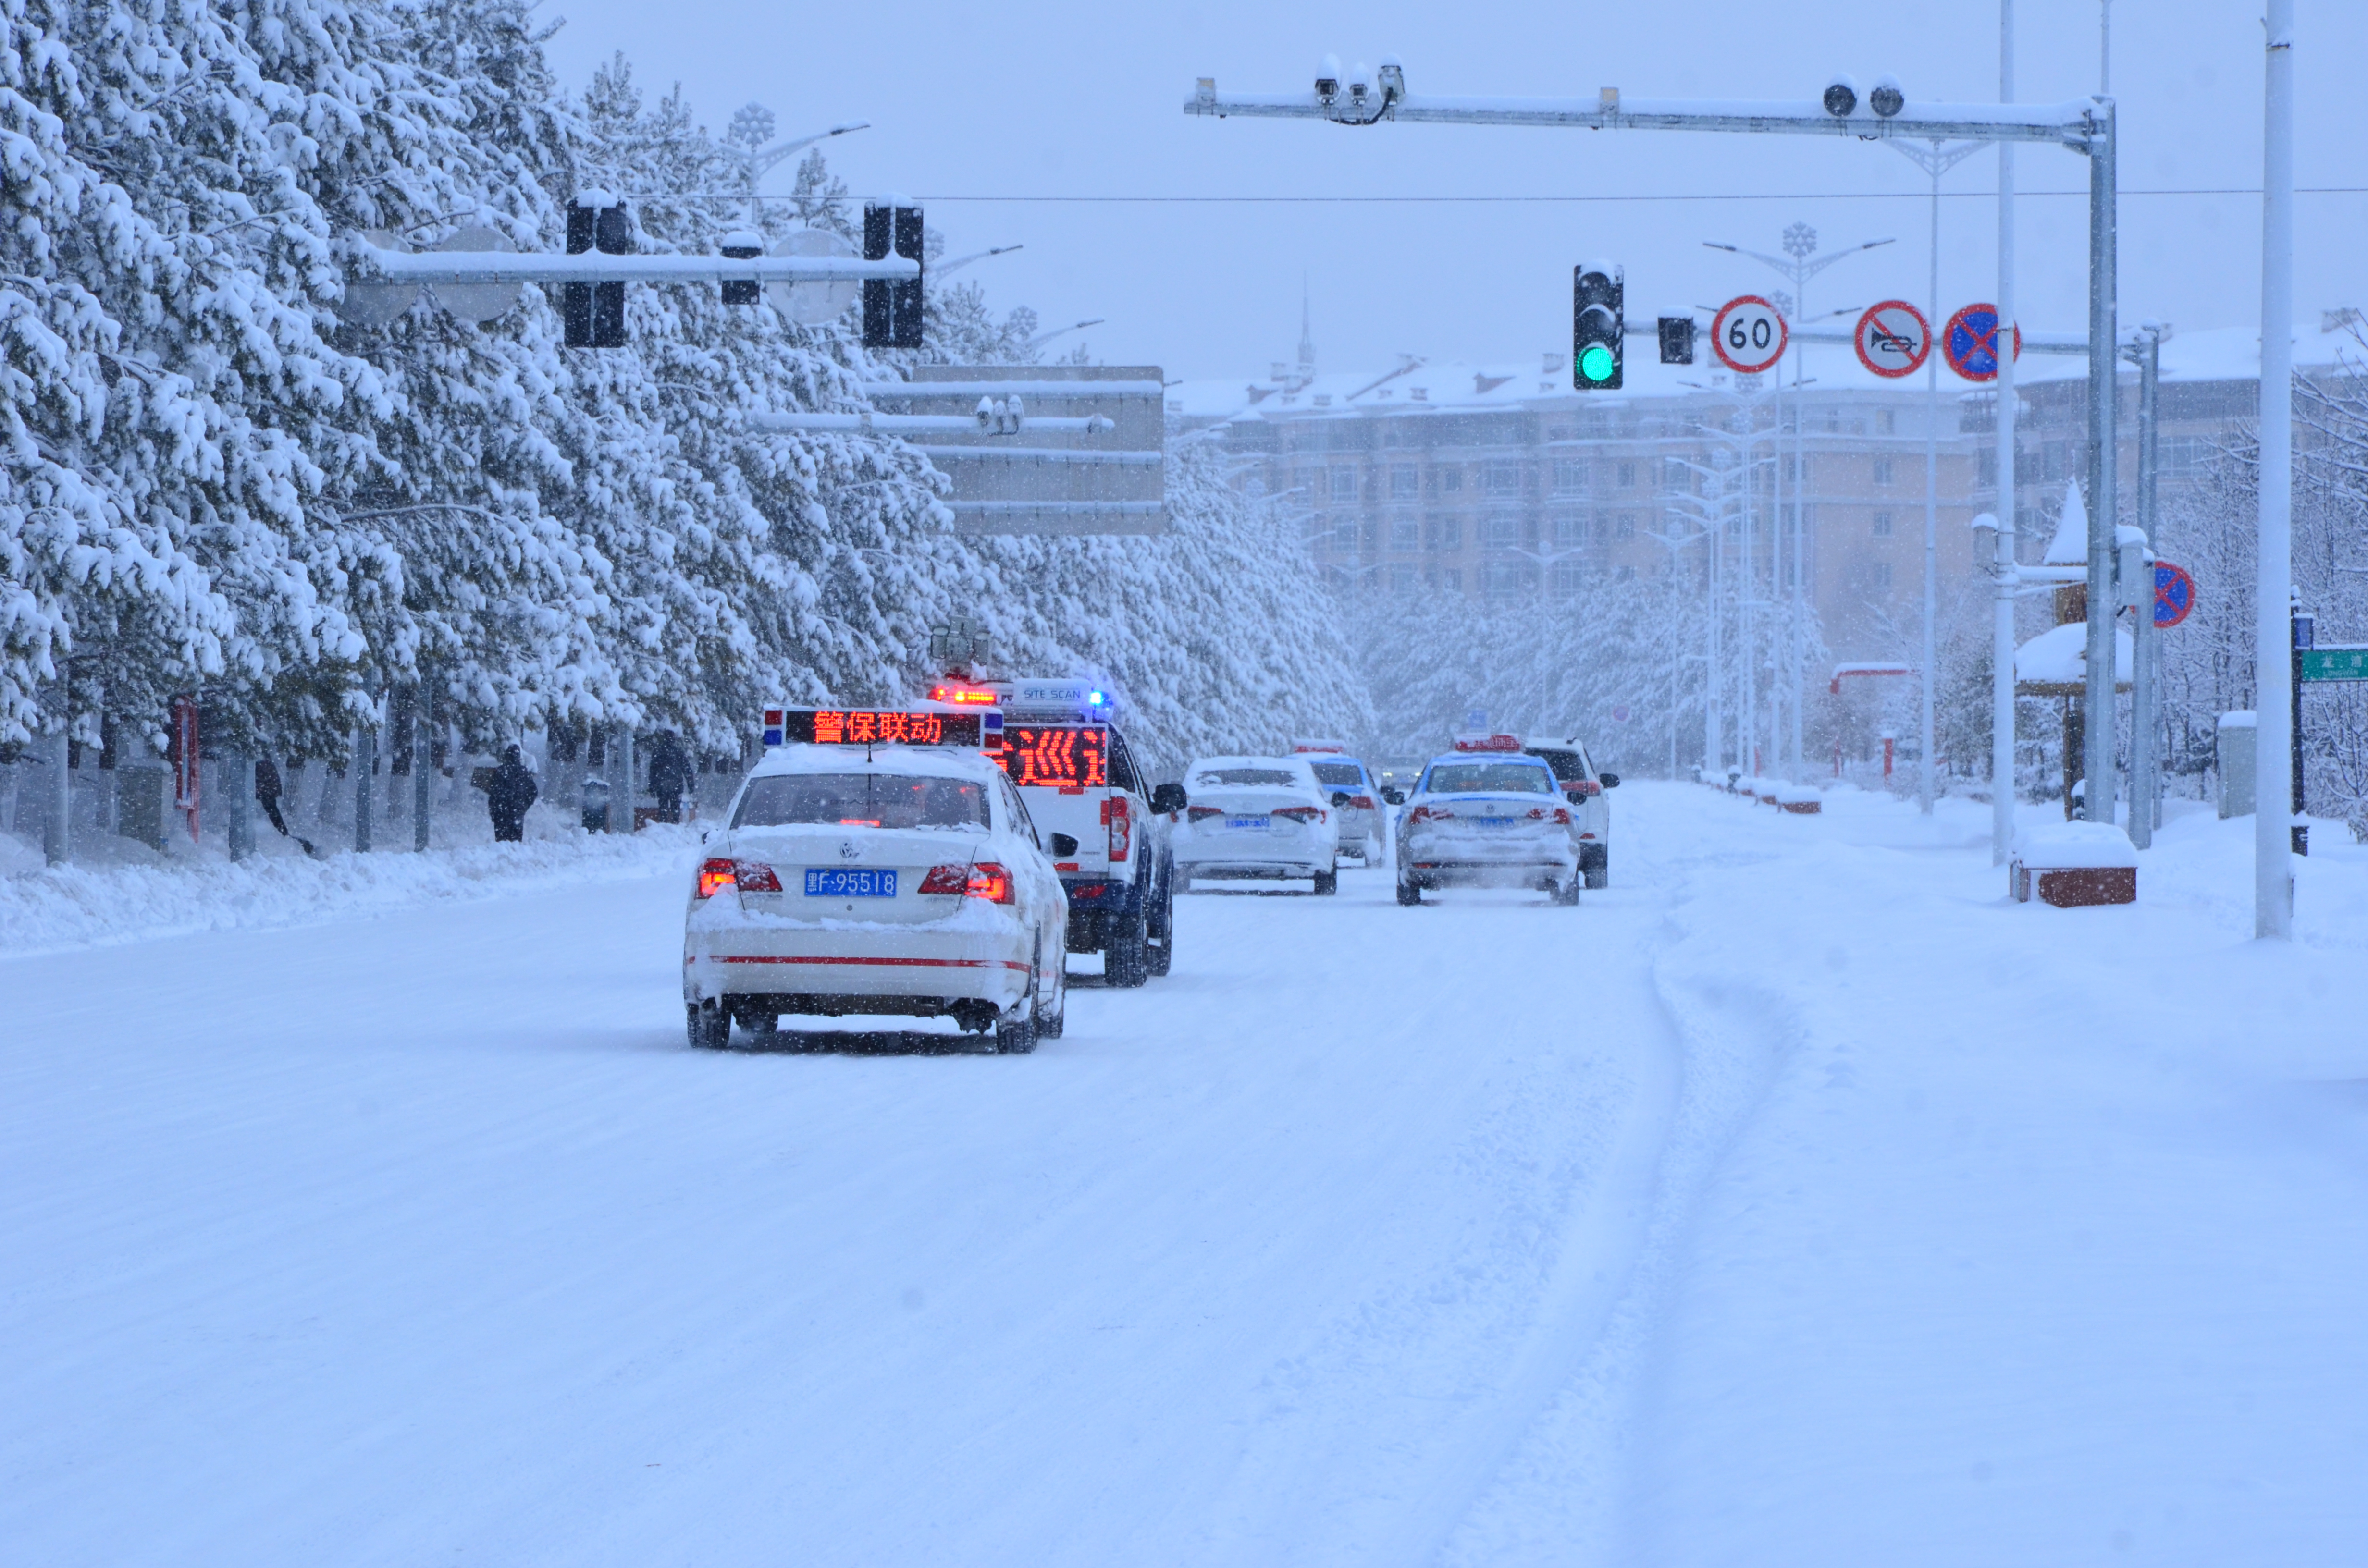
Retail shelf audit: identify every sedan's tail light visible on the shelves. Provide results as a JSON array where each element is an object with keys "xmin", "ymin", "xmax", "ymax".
[
  {"xmin": 1409, "ymin": 804, "xmax": 1454, "ymax": 823},
  {"xmin": 1274, "ymin": 805, "xmax": 1321, "ymax": 823},
  {"xmin": 1102, "ymin": 796, "xmax": 1132, "ymax": 862},
  {"xmin": 734, "ymin": 860, "xmax": 782, "ymax": 893},
  {"xmin": 1552, "ymin": 807, "xmax": 1573, "ymax": 825},
  {"xmin": 1188, "ymin": 806, "xmax": 1222, "ymax": 821},
  {"xmin": 921, "ymin": 862, "xmax": 1013, "ymax": 904},
  {"xmin": 696, "ymin": 858, "xmax": 736, "ymax": 898},
  {"xmin": 1351, "ymin": 795, "xmax": 1376, "ymax": 810}
]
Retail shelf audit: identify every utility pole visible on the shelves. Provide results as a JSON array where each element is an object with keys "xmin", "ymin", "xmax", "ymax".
[
  {"xmin": 2081, "ymin": 97, "xmax": 2121, "ymax": 830},
  {"xmin": 2257, "ymin": 0, "xmax": 2296, "ymax": 937},
  {"xmin": 1991, "ymin": 0, "xmax": 2020, "ymax": 866},
  {"xmin": 2128, "ymin": 323, "xmax": 2164, "ymax": 848}
]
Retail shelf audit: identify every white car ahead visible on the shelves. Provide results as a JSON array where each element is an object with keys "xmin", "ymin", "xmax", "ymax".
[
  {"xmin": 1174, "ymin": 755, "xmax": 1343, "ymax": 895},
  {"xmin": 684, "ymin": 741, "xmax": 1068, "ymax": 1053},
  {"xmin": 1394, "ymin": 744, "xmax": 1581, "ymax": 906}
]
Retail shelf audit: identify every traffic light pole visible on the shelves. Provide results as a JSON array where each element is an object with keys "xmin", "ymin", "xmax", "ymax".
[{"xmin": 1186, "ymin": 70, "xmax": 2120, "ymax": 824}]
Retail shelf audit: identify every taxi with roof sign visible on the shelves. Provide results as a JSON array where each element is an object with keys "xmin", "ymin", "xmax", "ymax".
[
  {"xmin": 682, "ymin": 704, "xmax": 1068, "ymax": 1054},
  {"xmin": 1392, "ymin": 734, "xmax": 1582, "ymax": 906},
  {"xmin": 979, "ymin": 677, "xmax": 1179, "ymax": 990}
]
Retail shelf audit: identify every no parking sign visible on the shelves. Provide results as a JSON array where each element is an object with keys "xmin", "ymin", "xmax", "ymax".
[{"xmin": 1942, "ymin": 304, "xmax": 2023, "ymax": 382}]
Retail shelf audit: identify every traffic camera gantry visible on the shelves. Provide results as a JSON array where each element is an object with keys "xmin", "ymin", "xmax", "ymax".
[{"xmin": 1183, "ymin": 55, "xmax": 2134, "ymax": 836}]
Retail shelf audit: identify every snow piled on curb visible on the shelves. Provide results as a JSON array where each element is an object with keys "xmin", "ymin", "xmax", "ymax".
[{"xmin": 0, "ymin": 828, "xmax": 701, "ymax": 957}]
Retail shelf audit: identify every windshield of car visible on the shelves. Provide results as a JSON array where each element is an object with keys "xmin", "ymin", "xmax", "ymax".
[
  {"xmin": 733, "ymin": 772, "xmax": 988, "ymax": 830},
  {"xmin": 1423, "ymin": 762, "xmax": 1555, "ymax": 795},
  {"xmin": 1308, "ymin": 761, "xmax": 1363, "ymax": 787},
  {"xmin": 1193, "ymin": 767, "xmax": 1299, "ymax": 788}
]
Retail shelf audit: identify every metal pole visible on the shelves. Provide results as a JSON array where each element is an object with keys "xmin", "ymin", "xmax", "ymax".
[
  {"xmin": 2129, "ymin": 327, "xmax": 2161, "ymax": 848},
  {"xmin": 2256, "ymin": 0, "xmax": 2295, "ymax": 936},
  {"xmin": 1742, "ymin": 417, "xmax": 1757, "ymax": 774},
  {"xmin": 1992, "ymin": 0, "xmax": 2020, "ymax": 867},
  {"xmin": 2081, "ymin": 97, "xmax": 2119, "ymax": 826},
  {"xmin": 2290, "ymin": 596, "xmax": 2308, "ymax": 857},
  {"xmin": 1707, "ymin": 524, "xmax": 1723, "ymax": 775},
  {"xmin": 1921, "ymin": 151, "xmax": 1942, "ymax": 814}
]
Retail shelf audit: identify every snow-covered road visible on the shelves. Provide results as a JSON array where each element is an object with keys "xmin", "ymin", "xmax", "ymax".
[{"xmin": 5, "ymin": 784, "xmax": 2365, "ymax": 1566}]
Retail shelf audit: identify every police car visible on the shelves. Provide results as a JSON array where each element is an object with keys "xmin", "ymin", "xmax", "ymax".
[
  {"xmin": 1174, "ymin": 754, "xmax": 1343, "ymax": 894},
  {"xmin": 1393, "ymin": 735, "xmax": 1582, "ymax": 906},
  {"xmin": 1520, "ymin": 735, "xmax": 1620, "ymax": 888},
  {"xmin": 683, "ymin": 706, "xmax": 1069, "ymax": 1053},
  {"xmin": 979, "ymin": 678, "xmax": 1179, "ymax": 989},
  {"xmin": 1293, "ymin": 740, "xmax": 1385, "ymax": 864}
]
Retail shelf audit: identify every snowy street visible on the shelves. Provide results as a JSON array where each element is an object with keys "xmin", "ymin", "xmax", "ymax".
[{"xmin": 5, "ymin": 784, "xmax": 2367, "ymax": 1566}]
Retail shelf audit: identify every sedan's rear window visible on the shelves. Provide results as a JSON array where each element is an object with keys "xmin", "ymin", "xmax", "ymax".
[
  {"xmin": 734, "ymin": 773, "xmax": 988, "ymax": 830},
  {"xmin": 1423, "ymin": 762, "xmax": 1554, "ymax": 795},
  {"xmin": 1194, "ymin": 768, "xmax": 1298, "ymax": 788},
  {"xmin": 1309, "ymin": 761, "xmax": 1363, "ymax": 786}
]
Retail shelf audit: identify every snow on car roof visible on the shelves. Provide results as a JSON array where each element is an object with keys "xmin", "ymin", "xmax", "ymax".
[
  {"xmin": 1187, "ymin": 755, "xmax": 1314, "ymax": 773},
  {"xmin": 750, "ymin": 742, "xmax": 1005, "ymax": 784}
]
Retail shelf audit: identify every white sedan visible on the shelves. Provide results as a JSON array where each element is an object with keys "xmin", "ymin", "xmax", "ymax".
[
  {"xmin": 683, "ymin": 743, "xmax": 1069, "ymax": 1053},
  {"xmin": 1394, "ymin": 749, "xmax": 1582, "ymax": 906},
  {"xmin": 1173, "ymin": 755, "xmax": 1343, "ymax": 895}
]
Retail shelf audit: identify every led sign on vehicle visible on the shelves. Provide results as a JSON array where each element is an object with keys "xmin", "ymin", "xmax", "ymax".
[
  {"xmin": 764, "ymin": 708, "xmax": 983, "ymax": 747},
  {"xmin": 997, "ymin": 726, "xmax": 1110, "ymax": 790}
]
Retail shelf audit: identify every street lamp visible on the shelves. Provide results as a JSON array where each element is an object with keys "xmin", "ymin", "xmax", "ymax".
[
  {"xmin": 936, "ymin": 244, "xmax": 1023, "ymax": 279},
  {"xmin": 1027, "ymin": 318, "xmax": 1104, "ymax": 352},
  {"xmin": 728, "ymin": 120, "xmax": 870, "ymax": 224},
  {"xmin": 1704, "ymin": 230, "xmax": 1893, "ymax": 781}
]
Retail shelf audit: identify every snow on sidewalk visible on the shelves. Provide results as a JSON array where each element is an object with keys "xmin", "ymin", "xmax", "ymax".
[{"xmin": 0, "ymin": 824, "xmax": 700, "ymax": 956}]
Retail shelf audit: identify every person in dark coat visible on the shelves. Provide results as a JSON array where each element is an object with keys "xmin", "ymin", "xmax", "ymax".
[
  {"xmin": 647, "ymin": 729, "xmax": 695, "ymax": 825},
  {"xmin": 487, "ymin": 745, "xmax": 538, "ymax": 841},
  {"xmin": 255, "ymin": 757, "xmax": 290, "ymax": 837}
]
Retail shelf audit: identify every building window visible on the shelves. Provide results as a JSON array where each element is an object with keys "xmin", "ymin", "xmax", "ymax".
[
  {"xmin": 1872, "ymin": 511, "xmax": 1895, "ymax": 537},
  {"xmin": 1616, "ymin": 513, "xmax": 1637, "ymax": 540},
  {"xmin": 1390, "ymin": 562, "xmax": 1418, "ymax": 592},
  {"xmin": 1872, "ymin": 561, "xmax": 1894, "ymax": 589},
  {"xmin": 1617, "ymin": 564, "xmax": 1636, "ymax": 581},
  {"xmin": 1441, "ymin": 468, "xmax": 1462, "ymax": 493},
  {"xmin": 1482, "ymin": 562, "xmax": 1526, "ymax": 597},
  {"xmin": 1663, "ymin": 456, "xmax": 1690, "ymax": 490},
  {"xmin": 1872, "ymin": 457, "xmax": 1894, "ymax": 486},
  {"xmin": 1390, "ymin": 465, "xmax": 1420, "ymax": 500},
  {"xmin": 1390, "ymin": 515, "xmax": 1420, "ymax": 551},
  {"xmin": 1329, "ymin": 467, "xmax": 1359, "ymax": 503},
  {"xmin": 1481, "ymin": 514, "xmax": 1520, "ymax": 550},
  {"xmin": 1334, "ymin": 518, "xmax": 1357, "ymax": 551},
  {"xmin": 1442, "ymin": 567, "xmax": 1463, "ymax": 591},
  {"xmin": 1435, "ymin": 515, "xmax": 1462, "ymax": 551},
  {"xmin": 1551, "ymin": 561, "xmax": 1584, "ymax": 596},
  {"xmin": 1552, "ymin": 458, "xmax": 1587, "ymax": 494},
  {"xmin": 1616, "ymin": 460, "xmax": 1637, "ymax": 489},
  {"xmin": 1553, "ymin": 513, "xmax": 1585, "ymax": 547},
  {"xmin": 1485, "ymin": 460, "xmax": 1522, "ymax": 496},
  {"xmin": 1361, "ymin": 517, "xmax": 1379, "ymax": 550},
  {"xmin": 1878, "ymin": 408, "xmax": 1897, "ymax": 435}
]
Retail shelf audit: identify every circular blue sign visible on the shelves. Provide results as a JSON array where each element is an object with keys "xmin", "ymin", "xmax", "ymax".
[{"xmin": 2154, "ymin": 561, "xmax": 2195, "ymax": 628}]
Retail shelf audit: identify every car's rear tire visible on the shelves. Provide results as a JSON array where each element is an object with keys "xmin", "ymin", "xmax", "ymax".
[
  {"xmin": 1552, "ymin": 872, "xmax": 1583, "ymax": 906},
  {"xmin": 1036, "ymin": 944, "xmax": 1068, "ymax": 1040},
  {"xmin": 686, "ymin": 999, "xmax": 730, "ymax": 1051},
  {"xmin": 1312, "ymin": 863, "xmax": 1338, "ymax": 896},
  {"xmin": 1105, "ymin": 903, "xmax": 1150, "ymax": 989},
  {"xmin": 1395, "ymin": 878, "xmax": 1422, "ymax": 906}
]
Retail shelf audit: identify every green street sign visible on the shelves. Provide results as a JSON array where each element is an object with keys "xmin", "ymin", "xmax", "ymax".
[{"xmin": 2300, "ymin": 646, "xmax": 2368, "ymax": 682}]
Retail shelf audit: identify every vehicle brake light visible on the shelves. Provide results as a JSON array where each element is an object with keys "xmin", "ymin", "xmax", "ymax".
[
  {"xmin": 1409, "ymin": 804, "xmax": 1454, "ymax": 823},
  {"xmin": 927, "ymin": 683, "xmax": 999, "ymax": 705},
  {"xmin": 967, "ymin": 862, "xmax": 1014, "ymax": 904},
  {"xmin": 734, "ymin": 860, "xmax": 782, "ymax": 893},
  {"xmin": 696, "ymin": 858, "xmax": 736, "ymax": 898},
  {"xmin": 1569, "ymin": 778, "xmax": 1603, "ymax": 797},
  {"xmin": 1553, "ymin": 807, "xmax": 1573, "ymax": 825},
  {"xmin": 1102, "ymin": 796, "xmax": 1131, "ymax": 862},
  {"xmin": 1351, "ymin": 795, "xmax": 1376, "ymax": 810},
  {"xmin": 920, "ymin": 864, "xmax": 970, "ymax": 895},
  {"xmin": 1070, "ymin": 882, "xmax": 1108, "ymax": 899},
  {"xmin": 1274, "ymin": 805, "xmax": 1320, "ymax": 823},
  {"xmin": 1188, "ymin": 806, "xmax": 1222, "ymax": 821}
]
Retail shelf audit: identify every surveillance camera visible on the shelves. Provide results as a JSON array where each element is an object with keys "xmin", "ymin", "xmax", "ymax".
[
  {"xmin": 1348, "ymin": 61, "xmax": 1371, "ymax": 105},
  {"xmin": 976, "ymin": 397, "xmax": 997, "ymax": 432},
  {"xmin": 1868, "ymin": 74, "xmax": 1904, "ymax": 118},
  {"xmin": 1377, "ymin": 55, "xmax": 1405, "ymax": 102},
  {"xmin": 1822, "ymin": 73, "xmax": 1858, "ymax": 117},
  {"xmin": 1316, "ymin": 53, "xmax": 1341, "ymax": 103}
]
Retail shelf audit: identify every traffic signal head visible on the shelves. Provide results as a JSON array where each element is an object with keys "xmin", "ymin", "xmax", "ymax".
[
  {"xmin": 1573, "ymin": 262, "xmax": 1623, "ymax": 390},
  {"xmin": 564, "ymin": 193, "xmax": 629, "ymax": 348},
  {"xmin": 863, "ymin": 200, "xmax": 925, "ymax": 350},
  {"xmin": 1657, "ymin": 315, "xmax": 1696, "ymax": 365}
]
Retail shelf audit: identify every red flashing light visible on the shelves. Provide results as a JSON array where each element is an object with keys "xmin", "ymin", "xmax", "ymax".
[
  {"xmin": 696, "ymin": 858, "xmax": 736, "ymax": 898},
  {"xmin": 1452, "ymin": 733, "xmax": 1525, "ymax": 753},
  {"xmin": 928, "ymin": 684, "xmax": 999, "ymax": 706}
]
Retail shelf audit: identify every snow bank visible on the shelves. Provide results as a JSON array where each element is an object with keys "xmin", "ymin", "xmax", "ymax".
[
  {"xmin": 2015, "ymin": 619, "xmax": 2134, "ymax": 685},
  {"xmin": 2012, "ymin": 819, "xmax": 2140, "ymax": 869},
  {"xmin": 0, "ymin": 827, "xmax": 701, "ymax": 957}
]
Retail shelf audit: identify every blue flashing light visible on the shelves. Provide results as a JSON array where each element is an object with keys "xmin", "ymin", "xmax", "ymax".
[{"xmin": 1088, "ymin": 689, "xmax": 1106, "ymax": 706}]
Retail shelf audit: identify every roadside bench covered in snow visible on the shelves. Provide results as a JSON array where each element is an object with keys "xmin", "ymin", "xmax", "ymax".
[{"xmin": 2010, "ymin": 821, "xmax": 2138, "ymax": 907}]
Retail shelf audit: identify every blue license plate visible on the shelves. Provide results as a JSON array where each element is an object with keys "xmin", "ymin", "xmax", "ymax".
[
  {"xmin": 804, "ymin": 868, "xmax": 898, "ymax": 897},
  {"xmin": 1224, "ymin": 815, "xmax": 1269, "ymax": 831},
  {"xmin": 1470, "ymin": 815, "xmax": 1516, "ymax": 828}
]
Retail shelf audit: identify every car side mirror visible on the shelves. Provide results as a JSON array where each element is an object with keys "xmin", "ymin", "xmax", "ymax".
[
  {"xmin": 1381, "ymin": 787, "xmax": 1406, "ymax": 806},
  {"xmin": 1048, "ymin": 832, "xmax": 1079, "ymax": 857},
  {"xmin": 1599, "ymin": 773, "xmax": 1620, "ymax": 788},
  {"xmin": 1330, "ymin": 791, "xmax": 1352, "ymax": 808},
  {"xmin": 1149, "ymin": 783, "xmax": 1187, "ymax": 814}
]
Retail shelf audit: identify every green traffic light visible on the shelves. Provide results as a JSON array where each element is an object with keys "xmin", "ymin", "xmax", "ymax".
[{"xmin": 1578, "ymin": 344, "xmax": 1616, "ymax": 384}]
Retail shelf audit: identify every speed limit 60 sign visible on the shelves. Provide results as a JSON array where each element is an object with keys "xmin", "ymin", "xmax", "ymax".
[{"xmin": 1712, "ymin": 295, "xmax": 1788, "ymax": 375}]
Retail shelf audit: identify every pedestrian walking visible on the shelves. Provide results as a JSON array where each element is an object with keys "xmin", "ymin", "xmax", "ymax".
[
  {"xmin": 486, "ymin": 745, "xmax": 538, "ymax": 842},
  {"xmin": 647, "ymin": 730, "xmax": 694, "ymax": 825}
]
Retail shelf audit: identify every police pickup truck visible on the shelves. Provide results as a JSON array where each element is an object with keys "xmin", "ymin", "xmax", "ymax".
[{"xmin": 974, "ymin": 677, "xmax": 1181, "ymax": 988}]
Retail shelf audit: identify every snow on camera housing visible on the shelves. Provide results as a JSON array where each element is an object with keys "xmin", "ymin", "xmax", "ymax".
[
  {"xmin": 1393, "ymin": 737, "xmax": 1583, "ymax": 907},
  {"xmin": 983, "ymin": 678, "xmax": 1179, "ymax": 990},
  {"xmin": 682, "ymin": 705, "xmax": 1067, "ymax": 1053}
]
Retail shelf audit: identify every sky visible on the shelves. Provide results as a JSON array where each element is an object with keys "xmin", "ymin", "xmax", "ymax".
[{"xmin": 540, "ymin": 1, "xmax": 2368, "ymax": 383}]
